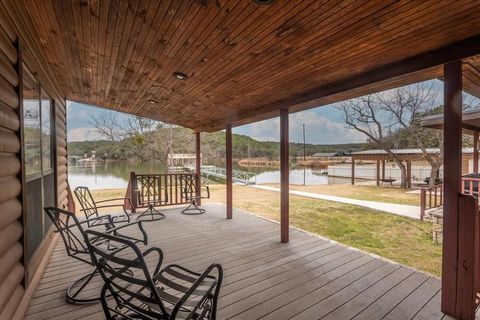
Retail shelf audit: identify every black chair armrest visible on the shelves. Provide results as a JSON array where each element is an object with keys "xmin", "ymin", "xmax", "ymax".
[
  {"xmin": 103, "ymin": 220, "xmax": 148, "ymax": 246},
  {"xmin": 58, "ymin": 214, "xmax": 113, "ymax": 232},
  {"xmin": 144, "ymin": 247, "xmax": 164, "ymax": 277}
]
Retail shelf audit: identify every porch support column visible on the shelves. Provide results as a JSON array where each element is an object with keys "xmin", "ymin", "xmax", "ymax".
[
  {"xmin": 226, "ymin": 124, "xmax": 233, "ymax": 219},
  {"xmin": 195, "ymin": 132, "xmax": 202, "ymax": 206},
  {"xmin": 280, "ymin": 109, "xmax": 289, "ymax": 243},
  {"xmin": 441, "ymin": 60, "xmax": 463, "ymax": 316},
  {"xmin": 376, "ymin": 160, "xmax": 380, "ymax": 186},
  {"xmin": 474, "ymin": 132, "xmax": 479, "ymax": 173},
  {"xmin": 351, "ymin": 159, "xmax": 355, "ymax": 185}
]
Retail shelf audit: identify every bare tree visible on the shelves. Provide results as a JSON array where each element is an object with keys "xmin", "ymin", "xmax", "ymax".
[
  {"xmin": 90, "ymin": 112, "xmax": 124, "ymax": 142},
  {"xmin": 337, "ymin": 83, "xmax": 443, "ymax": 188},
  {"xmin": 378, "ymin": 83, "xmax": 443, "ymax": 186}
]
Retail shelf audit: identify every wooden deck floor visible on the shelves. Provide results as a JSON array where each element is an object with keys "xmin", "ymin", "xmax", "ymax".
[{"xmin": 27, "ymin": 203, "xmax": 451, "ymax": 320}]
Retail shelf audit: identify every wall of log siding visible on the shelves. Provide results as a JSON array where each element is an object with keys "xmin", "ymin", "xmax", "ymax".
[
  {"xmin": 56, "ymin": 100, "xmax": 68, "ymax": 209},
  {"xmin": 0, "ymin": 5, "xmax": 69, "ymax": 319},
  {"xmin": 0, "ymin": 14, "xmax": 24, "ymax": 320}
]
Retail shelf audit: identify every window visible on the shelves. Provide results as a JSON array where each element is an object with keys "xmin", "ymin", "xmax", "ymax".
[
  {"xmin": 23, "ymin": 66, "xmax": 41, "ymax": 177},
  {"xmin": 41, "ymin": 89, "xmax": 52, "ymax": 172}
]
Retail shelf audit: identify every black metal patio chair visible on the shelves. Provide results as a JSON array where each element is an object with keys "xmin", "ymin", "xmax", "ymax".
[
  {"xmin": 181, "ymin": 175, "xmax": 210, "ymax": 215},
  {"xmin": 85, "ymin": 229, "xmax": 223, "ymax": 320},
  {"xmin": 74, "ymin": 186, "xmax": 133, "ymax": 227},
  {"xmin": 44, "ymin": 207, "xmax": 148, "ymax": 304}
]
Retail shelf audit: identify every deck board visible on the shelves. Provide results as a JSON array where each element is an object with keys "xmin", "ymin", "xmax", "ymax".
[{"xmin": 27, "ymin": 203, "xmax": 447, "ymax": 320}]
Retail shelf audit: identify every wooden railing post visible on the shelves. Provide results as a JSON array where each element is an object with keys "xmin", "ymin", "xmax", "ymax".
[
  {"xmin": 130, "ymin": 171, "xmax": 137, "ymax": 213},
  {"xmin": 420, "ymin": 188, "xmax": 426, "ymax": 221},
  {"xmin": 456, "ymin": 194, "xmax": 478, "ymax": 319}
]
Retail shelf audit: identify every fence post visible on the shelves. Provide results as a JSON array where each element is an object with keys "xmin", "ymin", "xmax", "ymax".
[
  {"xmin": 130, "ymin": 171, "xmax": 137, "ymax": 213},
  {"xmin": 420, "ymin": 188, "xmax": 426, "ymax": 221}
]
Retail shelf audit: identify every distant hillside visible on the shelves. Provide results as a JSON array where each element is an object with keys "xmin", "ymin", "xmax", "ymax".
[{"xmin": 68, "ymin": 132, "xmax": 367, "ymax": 160}]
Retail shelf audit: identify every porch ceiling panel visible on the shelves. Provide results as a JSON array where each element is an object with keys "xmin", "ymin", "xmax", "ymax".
[{"xmin": 5, "ymin": 0, "xmax": 480, "ymax": 131}]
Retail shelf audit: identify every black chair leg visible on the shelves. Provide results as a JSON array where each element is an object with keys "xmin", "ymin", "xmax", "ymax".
[
  {"xmin": 66, "ymin": 268, "xmax": 99, "ymax": 304},
  {"xmin": 136, "ymin": 204, "xmax": 166, "ymax": 222},
  {"xmin": 66, "ymin": 267, "xmax": 134, "ymax": 304},
  {"xmin": 181, "ymin": 200, "xmax": 206, "ymax": 215}
]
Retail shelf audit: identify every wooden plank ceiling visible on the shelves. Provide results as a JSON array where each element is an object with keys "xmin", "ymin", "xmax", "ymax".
[{"xmin": 6, "ymin": 0, "xmax": 480, "ymax": 131}]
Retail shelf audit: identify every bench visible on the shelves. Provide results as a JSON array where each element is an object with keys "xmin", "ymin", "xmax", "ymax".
[{"xmin": 380, "ymin": 178, "xmax": 396, "ymax": 186}]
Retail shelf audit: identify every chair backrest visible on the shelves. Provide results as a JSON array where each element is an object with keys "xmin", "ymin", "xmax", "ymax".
[
  {"xmin": 44, "ymin": 207, "xmax": 92, "ymax": 265},
  {"xmin": 86, "ymin": 229, "xmax": 221, "ymax": 319},
  {"xmin": 85, "ymin": 229, "xmax": 170, "ymax": 319},
  {"xmin": 74, "ymin": 186, "xmax": 98, "ymax": 219}
]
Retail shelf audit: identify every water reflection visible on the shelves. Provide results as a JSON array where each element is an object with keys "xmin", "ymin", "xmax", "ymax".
[
  {"xmin": 68, "ymin": 161, "xmax": 350, "ymax": 190},
  {"xmin": 68, "ymin": 161, "xmax": 167, "ymax": 190},
  {"xmin": 250, "ymin": 168, "xmax": 350, "ymax": 185}
]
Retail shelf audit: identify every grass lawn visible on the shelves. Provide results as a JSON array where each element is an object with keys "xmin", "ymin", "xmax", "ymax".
[
  {"xmin": 83, "ymin": 185, "xmax": 441, "ymax": 276},
  {"xmin": 264, "ymin": 183, "xmax": 420, "ymax": 206}
]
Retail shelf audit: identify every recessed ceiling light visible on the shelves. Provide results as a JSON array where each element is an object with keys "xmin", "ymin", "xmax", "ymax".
[
  {"xmin": 173, "ymin": 72, "xmax": 188, "ymax": 80},
  {"xmin": 148, "ymin": 99, "xmax": 156, "ymax": 104},
  {"xmin": 254, "ymin": 0, "xmax": 275, "ymax": 5}
]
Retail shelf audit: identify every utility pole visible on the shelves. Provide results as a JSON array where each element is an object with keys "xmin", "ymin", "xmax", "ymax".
[
  {"xmin": 303, "ymin": 124, "xmax": 306, "ymax": 185},
  {"xmin": 303, "ymin": 124, "xmax": 306, "ymax": 160}
]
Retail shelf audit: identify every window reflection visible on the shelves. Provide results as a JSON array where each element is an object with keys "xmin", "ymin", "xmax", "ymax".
[
  {"xmin": 23, "ymin": 66, "xmax": 41, "ymax": 176},
  {"xmin": 41, "ymin": 89, "xmax": 52, "ymax": 172}
]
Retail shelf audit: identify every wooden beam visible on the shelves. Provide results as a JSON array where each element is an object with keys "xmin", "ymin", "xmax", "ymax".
[
  {"xmin": 195, "ymin": 132, "xmax": 201, "ymax": 206},
  {"xmin": 441, "ymin": 60, "xmax": 463, "ymax": 317},
  {"xmin": 226, "ymin": 125, "xmax": 233, "ymax": 219},
  {"xmin": 351, "ymin": 160, "xmax": 355, "ymax": 185},
  {"xmin": 376, "ymin": 160, "xmax": 380, "ymax": 186},
  {"xmin": 474, "ymin": 132, "xmax": 478, "ymax": 173},
  {"xmin": 280, "ymin": 109, "xmax": 289, "ymax": 243}
]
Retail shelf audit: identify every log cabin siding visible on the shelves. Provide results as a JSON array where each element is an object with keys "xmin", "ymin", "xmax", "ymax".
[
  {"xmin": 0, "ymin": 5, "xmax": 69, "ymax": 319},
  {"xmin": 0, "ymin": 15, "xmax": 24, "ymax": 319},
  {"xmin": 56, "ymin": 100, "xmax": 68, "ymax": 210}
]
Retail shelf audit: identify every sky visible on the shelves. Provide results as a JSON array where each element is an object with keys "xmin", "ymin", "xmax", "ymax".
[{"xmin": 67, "ymin": 79, "xmax": 477, "ymax": 145}]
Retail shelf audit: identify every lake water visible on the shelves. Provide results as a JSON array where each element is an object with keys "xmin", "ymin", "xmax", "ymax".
[{"xmin": 68, "ymin": 160, "xmax": 351, "ymax": 190}]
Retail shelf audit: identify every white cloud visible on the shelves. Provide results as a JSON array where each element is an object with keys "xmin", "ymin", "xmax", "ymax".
[
  {"xmin": 249, "ymin": 118, "xmax": 280, "ymax": 142},
  {"xmin": 67, "ymin": 128, "xmax": 104, "ymax": 142},
  {"xmin": 236, "ymin": 110, "xmax": 366, "ymax": 144},
  {"xmin": 289, "ymin": 110, "xmax": 366, "ymax": 144}
]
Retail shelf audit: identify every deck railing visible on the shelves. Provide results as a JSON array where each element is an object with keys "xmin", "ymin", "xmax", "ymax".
[
  {"xmin": 461, "ymin": 176, "xmax": 480, "ymax": 196},
  {"xmin": 419, "ymin": 176, "xmax": 480, "ymax": 220},
  {"xmin": 125, "ymin": 172, "xmax": 198, "ymax": 211},
  {"xmin": 420, "ymin": 184, "xmax": 443, "ymax": 221}
]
